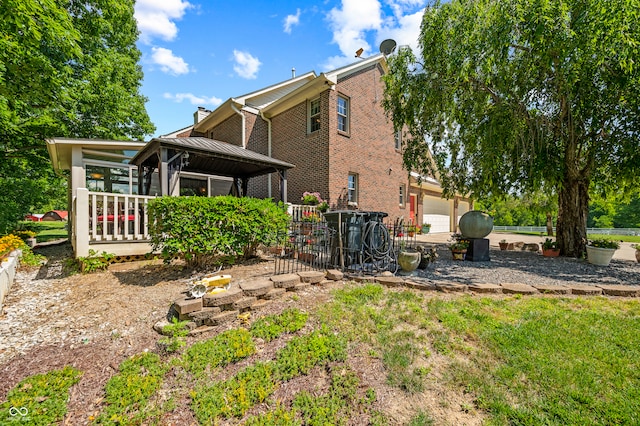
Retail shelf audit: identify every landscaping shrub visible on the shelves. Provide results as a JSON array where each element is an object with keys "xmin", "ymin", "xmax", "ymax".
[{"xmin": 148, "ymin": 196, "xmax": 290, "ymax": 267}]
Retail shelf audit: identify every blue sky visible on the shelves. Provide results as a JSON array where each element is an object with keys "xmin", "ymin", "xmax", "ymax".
[{"xmin": 133, "ymin": 0, "xmax": 428, "ymax": 137}]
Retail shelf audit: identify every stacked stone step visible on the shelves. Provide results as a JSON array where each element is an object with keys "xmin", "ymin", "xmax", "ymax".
[{"xmin": 171, "ymin": 269, "xmax": 345, "ymax": 329}]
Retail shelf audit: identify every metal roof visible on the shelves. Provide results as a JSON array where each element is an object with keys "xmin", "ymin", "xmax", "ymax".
[{"xmin": 131, "ymin": 137, "xmax": 295, "ymax": 178}]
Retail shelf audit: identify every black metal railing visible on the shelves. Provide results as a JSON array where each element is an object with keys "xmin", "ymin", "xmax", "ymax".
[{"xmin": 273, "ymin": 220, "xmax": 334, "ymax": 275}]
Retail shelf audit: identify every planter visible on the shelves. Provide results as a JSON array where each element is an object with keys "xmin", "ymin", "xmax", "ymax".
[
  {"xmin": 635, "ymin": 250, "xmax": 640, "ymax": 263},
  {"xmin": 398, "ymin": 249, "xmax": 421, "ymax": 272},
  {"xmin": 586, "ymin": 245, "xmax": 616, "ymax": 266},
  {"xmin": 499, "ymin": 242, "xmax": 508, "ymax": 251},
  {"xmin": 451, "ymin": 249, "xmax": 466, "ymax": 261},
  {"xmin": 421, "ymin": 225, "xmax": 431, "ymax": 234},
  {"xmin": 542, "ymin": 248, "xmax": 560, "ymax": 257}
]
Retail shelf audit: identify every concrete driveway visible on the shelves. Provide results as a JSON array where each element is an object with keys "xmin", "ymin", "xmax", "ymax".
[{"xmin": 417, "ymin": 231, "xmax": 638, "ymax": 262}]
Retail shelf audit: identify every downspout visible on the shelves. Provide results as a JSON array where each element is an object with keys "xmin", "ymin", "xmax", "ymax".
[
  {"xmin": 231, "ymin": 103, "xmax": 246, "ymax": 148},
  {"xmin": 259, "ymin": 110, "xmax": 273, "ymax": 198}
]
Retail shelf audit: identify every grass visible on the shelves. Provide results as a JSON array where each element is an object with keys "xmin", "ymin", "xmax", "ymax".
[
  {"xmin": 4, "ymin": 283, "xmax": 640, "ymax": 424},
  {"xmin": 17, "ymin": 221, "xmax": 68, "ymax": 243}
]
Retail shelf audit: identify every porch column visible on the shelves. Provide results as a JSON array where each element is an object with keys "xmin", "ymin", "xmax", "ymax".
[
  {"xmin": 279, "ymin": 169, "xmax": 288, "ymax": 203},
  {"xmin": 453, "ymin": 197, "xmax": 459, "ymax": 233},
  {"xmin": 75, "ymin": 188, "xmax": 90, "ymax": 257},
  {"xmin": 159, "ymin": 148, "xmax": 169, "ymax": 196}
]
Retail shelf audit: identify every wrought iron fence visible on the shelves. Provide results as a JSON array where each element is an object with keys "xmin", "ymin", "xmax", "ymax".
[{"xmin": 273, "ymin": 220, "xmax": 334, "ymax": 275}]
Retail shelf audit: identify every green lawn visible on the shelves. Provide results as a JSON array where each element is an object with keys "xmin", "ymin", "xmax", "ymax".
[
  {"xmin": 19, "ymin": 221, "xmax": 68, "ymax": 243},
  {"xmin": 496, "ymin": 230, "xmax": 640, "ymax": 243},
  {"xmin": 3, "ymin": 284, "xmax": 640, "ymax": 425}
]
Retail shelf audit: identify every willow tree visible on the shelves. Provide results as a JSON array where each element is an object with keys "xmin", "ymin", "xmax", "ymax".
[{"xmin": 382, "ymin": 0, "xmax": 640, "ymax": 257}]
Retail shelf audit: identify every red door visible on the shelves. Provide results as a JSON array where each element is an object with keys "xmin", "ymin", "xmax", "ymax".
[{"xmin": 409, "ymin": 194, "xmax": 417, "ymax": 224}]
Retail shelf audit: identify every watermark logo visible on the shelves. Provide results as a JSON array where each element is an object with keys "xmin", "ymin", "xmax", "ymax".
[{"xmin": 8, "ymin": 407, "xmax": 29, "ymax": 421}]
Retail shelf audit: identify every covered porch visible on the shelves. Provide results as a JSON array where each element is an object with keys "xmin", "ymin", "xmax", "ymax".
[{"xmin": 48, "ymin": 137, "xmax": 294, "ymax": 258}]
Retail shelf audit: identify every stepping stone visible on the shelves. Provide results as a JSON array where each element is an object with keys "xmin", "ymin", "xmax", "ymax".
[
  {"xmin": 352, "ymin": 275, "xmax": 377, "ymax": 283},
  {"xmin": 187, "ymin": 307, "xmax": 222, "ymax": 326},
  {"xmin": 271, "ymin": 273, "xmax": 300, "ymax": 289},
  {"xmin": 204, "ymin": 310, "xmax": 239, "ymax": 326},
  {"xmin": 532, "ymin": 284, "xmax": 571, "ymax": 295},
  {"xmin": 173, "ymin": 297, "xmax": 203, "ymax": 315},
  {"xmin": 404, "ymin": 280, "xmax": 436, "ymax": 291},
  {"xmin": 597, "ymin": 285, "xmax": 640, "ymax": 297},
  {"xmin": 189, "ymin": 325, "xmax": 216, "ymax": 336},
  {"xmin": 263, "ymin": 288, "xmax": 287, "ymax": 300},
  {"xmin": 468, "ymin": 283, "xmax": 503, "ymax": 294},
  {"xmin": 203, "ymin": 287, "xmax": 243, "ymax": 308},
  {"xmin": 318, "ymin": 279, "xmax": 334, "ymax": 286},
  {"xmin": 293, "ymin": 282, "xmax": 312, "ymax": 291},
  {"xmin": 298, "ymin": 271, "xmax": 325, "ymax": 284},
  {"xmin": 569, "ymin": 285, "xmax": 602, "ymax": 296},
  {"xmin": 376, "ymin": 276, "xmax": 405, "ymax": 287},
  {"xmin": 233, "ymin": 296, "xmax": 257, "ymax": 311},
  {"xmin": 240, "ymin": 279, "xmax": 274, "ymax": 297},
  {"xmin": 251, "ymin": 299, "xmax": 272, "ymax": 310},
  {"xmin": 326, "ymin": 269, "xmax": 344, "ymax": 281},
  {"xmin": 435, "ymin": 282, "xmax": 468, "ymax": 292},
  {"xmin": 500, "ymin": 283, "xmax": 538, "ymax": 295}
]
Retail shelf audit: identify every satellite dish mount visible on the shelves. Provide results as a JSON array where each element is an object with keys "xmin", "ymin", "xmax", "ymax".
[{"xmin": 379, "ymin": 39, "xmax": 397, "ymax": 55}]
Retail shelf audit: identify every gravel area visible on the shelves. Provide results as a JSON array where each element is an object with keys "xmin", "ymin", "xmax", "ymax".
[{"xmin": 413, "ymin": 245, "xmax": 640, "ymax": 287}]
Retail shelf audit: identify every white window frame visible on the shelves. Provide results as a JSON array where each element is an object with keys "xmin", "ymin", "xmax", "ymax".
[
  {"xmin": 348, "ymin": 173, "xmax": 358, "ymax": 205},
  {"xmin": 308, "ymin": 97, "xmax": 321, "ymax": 133},
  {"xmin": 394, "ymin": 130, "xmax": 402, "ymax": 150},
  {"xmin": 399, "ymin": 184, "xmax": 405, "ymax": 207},
  {"xmin": 84, "ymin": 159, "xmax": 138, "ymax": 194},
  {"xmin": 337, "ymin": 95, "xmax": 349, "ymax": 133}
]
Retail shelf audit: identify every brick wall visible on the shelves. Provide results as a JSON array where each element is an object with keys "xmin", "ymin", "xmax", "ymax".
[
  {"xmin": 245, "ymin": 111, "xmax": 270, "ymax": 199},
  {"xmin": 210, "ymin": 114, "xmax": 243, "ymax": 147},
  {"xmin": 327, "ymin": 64, "xmax": 409, "ymax": 222}
]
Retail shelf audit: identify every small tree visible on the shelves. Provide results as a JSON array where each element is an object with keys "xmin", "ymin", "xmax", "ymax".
[{"xmin": 382, "ymin": 0, "xmax": 640, "ymax": 257}]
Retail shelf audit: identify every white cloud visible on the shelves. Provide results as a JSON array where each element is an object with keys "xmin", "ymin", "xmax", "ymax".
[
  {"xmin": 284, "ymin": 8, "xmax": 301, "ymax": 34},
  {"xmin": 327, "ymin": 0, "xmax": 382, "ymax": 58},
  {"xmin": 135, "ymin": 0, "xmax": 192, "ymax": 44},
  {"xmin": 232, "ymin": 50, "xmax": 262, "ymax": 79},
  {"xmin": 151, "ymin": 47, "xmax": 190, "ymax": 75},
  {"xmin": 163, "ymin": 92, "xmax": 223, "ymax": 107},
  {"xmin": 378, "ymin": 9, "xmax": 424, "ymax": 54}
]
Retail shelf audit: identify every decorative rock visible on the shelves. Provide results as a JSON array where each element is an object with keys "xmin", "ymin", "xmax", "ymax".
[
  {"xmin": 523, "ymin": 243, "xmax": 540, "ymax": 252},
  {"xmin": 204, "ymin": 310, "xmax": 239, "ymax": 326},
  {"xmin": 240, "ymin": 279, "xmax": 274, "ymax": 297},
  {"xmin": 318, "ymin": 279, "xmax": 334, "ymax": 286},
  {"xmin": 500, "ymin": 283, "xmax": 538, "ymax": 295},
  {"xmin": 186, "ymin": 307, "xmax": 222, "ymax": 326},
  {"xmin": 379, "ymin": 271, "xmax": 394, "ymax": 277},
  {"xmin": 513, "ymin": 242, "xmax": 525, "ymax": 249},
  {"xmin": 326, "ymin": 269, "xmax": 344, "ymax": 281},
  {"xmin": 173, "ymin": 297, "xmax": 203, "ymax": 315},
  {"xmin": 153, "ymin": 319, "xmax": 171, "ymax": 335},
  {"xmin": 435, "ymin": 282, "xmax": 468, "ymax": 292},
  {"xmin": 533, "ymin": 284, "xmax": 571, "ymax": 295},
  {"xmin": 263, "ymin": 288, "xmax": 287, "ymax": 300},
  {"xmin": 569, "ymin": 285, "xmax": 603, "ymax": 296},
  {"xmin": 468, "ymin": 283, "xmax": 503, "ymax": 294},
  {"xmin": 189, "ymin": 325, "xmax": 216, "ymax": 336},
  {"xmin": 203, "ymin": 287, "xmax": 243, "ymax": 308},
  {"xmin": 271, "ymin": 273, "xmax": 300, "ymax": 289},
  {"xmin": 597, "ymin": 285, "xmax": 640, "ymax": 297},
  {"xmin": 297, "ymin": 271, "xmax": 325, "ymax": 284},
  {"xmin": 376, "ymin": 276, "xmax": 405, "ymax": 287},
  {"xmin": 234, "ymin": 296, "xmax": 258, "ymax": 311}
]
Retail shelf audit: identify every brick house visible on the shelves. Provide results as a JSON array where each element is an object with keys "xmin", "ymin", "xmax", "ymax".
[{"xmin": 185, "ymin": 54, "xmax": 470, "ymax": 231}]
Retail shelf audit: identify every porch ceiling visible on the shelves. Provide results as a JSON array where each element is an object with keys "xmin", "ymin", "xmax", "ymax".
[{"xmin": 131, "ymin": 137, "xmax": 295, "ymax": 178}]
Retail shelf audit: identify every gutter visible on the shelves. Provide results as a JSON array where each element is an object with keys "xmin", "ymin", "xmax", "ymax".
[
  {"xmin": 260, "ymin": 110, "xmax": 273, "ymax": 198},
  {"xmin": 231, "ymin": 104, "xmax": 246, "ymax": 148}
]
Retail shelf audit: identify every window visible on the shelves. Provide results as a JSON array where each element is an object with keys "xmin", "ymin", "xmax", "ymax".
[
  {"xmin": 337, "ymin": 95, "xmax": 349, "ymax": 133},
  {"xmin": 86, "ymin": 164, "xmax": 138, "ymax": 194},
  {"xmin": 399, "ymin": 184, "xmax": 405, "ymax": 206},
  {"xmin": 309, "ymin": 98, "xmax": 321, "ymax": 133},
  {"xmin": 394, "ymin": 130, "xmax": 402, "ymax": 150},
  {"xmin": 348, "ymin": 173, "xmax": 358, "ymax": 204}
]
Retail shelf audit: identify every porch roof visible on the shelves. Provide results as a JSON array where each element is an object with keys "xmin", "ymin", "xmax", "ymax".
[{"xmin": 131, "ymin": 137, "xmax": 295, "ymax": 178}]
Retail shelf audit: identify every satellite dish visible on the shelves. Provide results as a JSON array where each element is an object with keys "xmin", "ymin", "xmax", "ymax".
[{"xmin": 379, "ymin": 39, "xmax": 397, "ymax": 55}]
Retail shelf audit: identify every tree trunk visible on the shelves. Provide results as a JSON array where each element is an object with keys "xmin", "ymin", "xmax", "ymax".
[
  {"xmin": 546, "ymin": 212, "xmax": 554, "ymax": 236},
  {"xmin": 556, "ymin": 177, "xmax": 589, "ymax": 257}
]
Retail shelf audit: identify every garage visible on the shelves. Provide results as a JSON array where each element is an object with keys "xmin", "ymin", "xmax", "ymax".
[{"xmin": 423, "ymin": 196, "xmax": 451, "ymax": 233}]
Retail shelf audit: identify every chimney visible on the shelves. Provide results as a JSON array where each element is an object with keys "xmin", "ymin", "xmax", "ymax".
[{"xmin": 193, "ymin": 106, "xmax": 211, "ymax": 125}]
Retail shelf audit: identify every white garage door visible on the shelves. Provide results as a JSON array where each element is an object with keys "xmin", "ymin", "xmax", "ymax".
[
  {"xmin": 423, "ymin": 214, "xmax": 450, "ymax": 233},
  {"xmin": 423, "ymin": 196, "xmax": 451, "ymax": 233}
]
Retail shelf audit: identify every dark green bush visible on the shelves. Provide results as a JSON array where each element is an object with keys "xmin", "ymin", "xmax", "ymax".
[{"xmin": 148, "ymin": 196, "xmax": 290, "ymax": 267}]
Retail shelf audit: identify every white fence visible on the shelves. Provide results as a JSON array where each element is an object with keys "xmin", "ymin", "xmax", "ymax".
[{"xmin": 493, "ymin": 226, "xmax": 640, "ymax": 236}]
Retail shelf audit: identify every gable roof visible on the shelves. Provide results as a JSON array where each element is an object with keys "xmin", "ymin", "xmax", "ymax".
[{"xmin": 194, "ymin": 55, "xmax": 388, "ymax": 131}]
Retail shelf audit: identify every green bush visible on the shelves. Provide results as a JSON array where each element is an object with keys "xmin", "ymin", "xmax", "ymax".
[{"xmin": 148, "ymin": 196, "xmax": 290, "ymax": 267}]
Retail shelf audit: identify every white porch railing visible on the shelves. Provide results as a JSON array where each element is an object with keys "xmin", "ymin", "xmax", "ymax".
[
  {"xmin": 287, "ymin": 203, "xmax": 320, "ymax": 221},
  {"xmin": 74, "ymin": 188, "xmax": 156, "ymax": 257}
]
